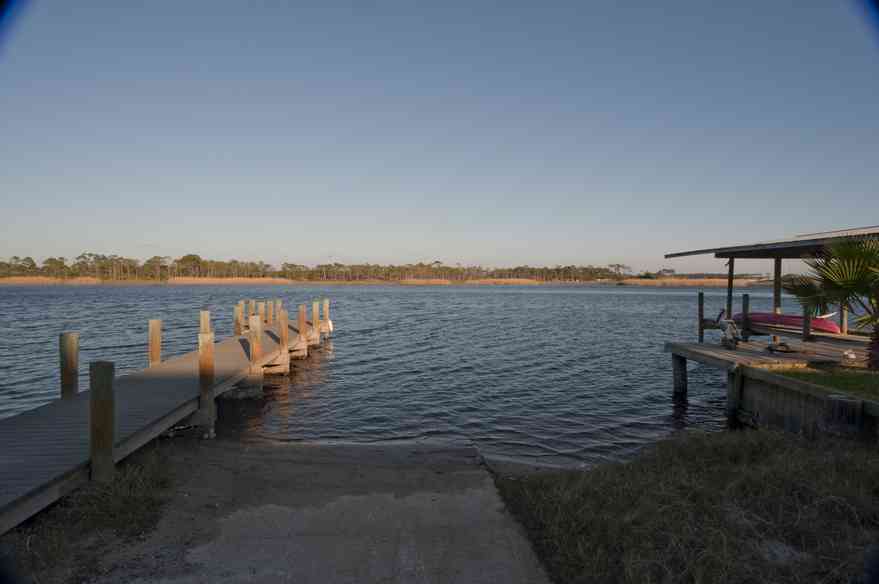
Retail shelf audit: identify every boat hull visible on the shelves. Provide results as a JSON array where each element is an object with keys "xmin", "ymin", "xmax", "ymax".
[{"xmin": 732, "ymin": 312, "xmax": 841, "ymax": 334}]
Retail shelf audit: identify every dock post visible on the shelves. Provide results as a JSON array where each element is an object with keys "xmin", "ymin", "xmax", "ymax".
[
  {"xmin": 200, "ymin": 310, "xmax": 211, "ymax": 334},
  {"xmin": 741, "ymin": 294, "xmax": 750, "ymax": 342},
  {"xmin": 59, "ymin": 332, "xmax": 79, "ymax": 399},
  {"xmin": 292, "ymin": 304, "xmax": 309, "ymax": 359},
  {"xmin": 772, "ymin": 258, "xmax": 782, "ymax": 344},
  {"xmin": 89, "ymin": 361, "xmax": 115, "ymax": 483},
  {"xmin": 234, "ymin": 304, "xmax": 243, "ymax": 336},
  {"xmin": 272, "ymin": 308, "xmax": 291, "ymax": 374},
  {"xmin": 248, "ymin": 299, "xmax": 256, "ymax": 319},
  {"xmin": 258, "ymin": 302, "xmax": 266, "ymax": 324},
  {"xmin": 726, "ymin": 367, "xmax": 743, "ymax": 428},
  {"xmin": 197, "ymin": 331, "xmax": 216, "ymax": 438},
  {"xmin": 802, "ymin": 306, "xmax": 813, "ymax": 341},
  {"xmin": 148, "ymin": 319, "xmax": 162, "ymax": 367},
  {"xmin": 725, "ymin": 258, "xmax": 735, "ymax": 319},
  {"xmin": 840, "ymin": 305, "xmax": 849, "ymax": 335},
  {"xmin": 321, "ymin": 298, "xmax": 333, "ymax": 335},
  {"xmin": 276, "ymin": 299, "xmax": 283, "ymax": 317},
  {"xmin": 672, "ymin": 354, "xmax": 687, "ymax": 397},
  {"xmin": 310, "ymin": 300, "xmax": 321, "ymax": 346},
  {"xmin": 267, "ymin": 300, "xmax": 274, "ymax": 326},
  {"xmin": 697, "ymin": 291, "xmax": 705, "ymax": 343},
  {"xmin": 245, "ymin": 315, "xmax": 264, "ymax": 390}
]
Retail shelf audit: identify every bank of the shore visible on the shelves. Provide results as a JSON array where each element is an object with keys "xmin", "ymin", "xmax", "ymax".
[
  {"xmin": 0, "ymin": 275, "xmax": 765, "ymax": 287},
  {"xmin": 494, "ymin": 429, "xmax": 879, "ymax": 584}
]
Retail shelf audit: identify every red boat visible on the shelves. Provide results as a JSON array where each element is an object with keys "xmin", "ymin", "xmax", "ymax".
[{"xmin": 732, "ymin": 311, "xmax": 841, "ymax": 334}]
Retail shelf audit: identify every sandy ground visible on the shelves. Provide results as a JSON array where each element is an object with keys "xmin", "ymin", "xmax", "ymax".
[{"xmin": 88, "ymin": 437, "xmax": 549, "ymax": 584}]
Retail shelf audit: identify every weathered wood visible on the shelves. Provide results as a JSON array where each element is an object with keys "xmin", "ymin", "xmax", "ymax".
[
  {"xmin": 726, "ymin": 367, "xmax": 744, "ymax": 427},
  {"xmin": 840, "ymin": 305, "xmax": 849, "ymax": 335},
  {"xmin": 279, "ymin": 308, "xmax": 289, "ymax": 348},
  {"xmin": 741, "ymin": 293, "xmax": 750, "ymax": 341},
  {"xmin": 697, "ymin": 291, "xmax": 705, "ymax": 343},
  {"xmin": 258, "ymin": 302, "xmax": 266, "ymax": 324},
  {"xmin": 672, "ymin": 354, "xmax": 687, "ymax": 396},
  {"xmin": 267, "ymin": 300, "xmax": 274, "ymax": 325},
  {"xmin": 200, "ymin": 310, "xmax": 211, "ymax": 334},
  {"xmin": 802, "ymin": 306, "xmax": 813, "ymax": 341},
  {"xmin": 197, "ymin": 332, "xmax": 216, "ymax": 437},
  {"xmin": 89, "ymin": 361, "xmax": 115, "ymax": 483},
  {"xmin": 726, "ymin": 258, "xmax": 735, "ymax": 319},
  {"xmin": 233, "ymin": 304, "xmax": 243, "ymax": 336},
  {"xmin": 249, "ymin": 315, "xmax": 262, "ymax": 362},
  {"xmin": 59, "ymin": 332, "xmax": 79, "ymax": 399},
  {"xmin": 248, "ymin": 299, "xmax": 256, "ymax": 318},
  {"xmin": 321, "ymin": 298, "xmax": 333, "ymax": 335},
  {"xmin": 310, "ymin": 300, "xmax": 321, "ymax": 346},
  {"xmin": 772, "ymin": 258, "xmax": 782, "ymax": 344},
  {"xmin": 148, "ymin": 319, "xmax": 162, "ymax": 367}
]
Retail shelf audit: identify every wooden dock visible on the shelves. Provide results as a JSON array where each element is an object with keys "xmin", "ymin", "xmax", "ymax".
[{"xmin": 0, "ymin": 299, "xmax": 334, "ymax": 535}]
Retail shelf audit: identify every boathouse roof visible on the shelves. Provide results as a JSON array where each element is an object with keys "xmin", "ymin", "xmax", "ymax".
[{"xmin": 665, "ymin": 225, "xmax": 879, "ymax": 260}]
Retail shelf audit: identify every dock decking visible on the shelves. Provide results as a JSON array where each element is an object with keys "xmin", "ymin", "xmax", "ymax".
[{"xmin": 0, "ymin": 302, "xmax": 331, "ymax": 535}]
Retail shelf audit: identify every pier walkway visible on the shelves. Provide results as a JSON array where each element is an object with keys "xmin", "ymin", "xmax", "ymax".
[{"xmin": 0, "ymin": 300, "xmax": 331, "ymax": 535}]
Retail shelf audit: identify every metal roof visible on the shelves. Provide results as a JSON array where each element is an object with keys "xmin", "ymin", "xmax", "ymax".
[{"xmin": 665, "ymin": 225, "xmax": 879, "ymax": 260}]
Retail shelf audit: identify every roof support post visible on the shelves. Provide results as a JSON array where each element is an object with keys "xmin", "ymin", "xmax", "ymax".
[
  {"xmin": 726, "ymin": 258, "xmax": 735, "ymax": 319},
  {"xmin": 772, "ymin": 258, "xmax": 782, "ymax": 344}
]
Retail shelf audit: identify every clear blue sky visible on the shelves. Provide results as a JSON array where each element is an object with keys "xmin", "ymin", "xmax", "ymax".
[{"xmin": 1, "ymin": 1, "xmax": 877, "ymax": 273}]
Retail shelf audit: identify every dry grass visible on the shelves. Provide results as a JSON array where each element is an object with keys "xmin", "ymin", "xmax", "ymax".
[
  {"xmin": 778, "ymin": 368, "xmax": 879, "ymax": 401},
  {"xmin": 496, "ymin": 430, "xmax": 879, "ymax": 584},
  {"xmin": 0, "ymin": 441, "xmax": 174, "ymax": 584},
  {"xmin": 619, "ymin": 277, "xmax": 761, "ymax": 287},
  {"xmin": 463, "ymin": 278, "xmax": 541, "ymax": 285}
]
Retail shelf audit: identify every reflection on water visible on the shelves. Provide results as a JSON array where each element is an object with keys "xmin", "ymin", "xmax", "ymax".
[{"xmin": 0, "ymin": 284, "xmax": 803, "ymax": 467}]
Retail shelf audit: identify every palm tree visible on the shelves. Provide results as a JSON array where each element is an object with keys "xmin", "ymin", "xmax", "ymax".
[{"xmin": 783, "ymin": 239, "xmax": 879, "ymax": 369}]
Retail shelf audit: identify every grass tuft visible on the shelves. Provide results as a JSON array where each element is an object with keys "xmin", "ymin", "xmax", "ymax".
[{"xmin": 496, "ymin": 430, "xmax": 879, "ymax": 584}]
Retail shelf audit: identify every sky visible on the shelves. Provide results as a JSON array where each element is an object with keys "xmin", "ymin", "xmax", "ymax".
[{"xmin": 1, "ymin": 1, "xmax": 878, "ymax": 273}]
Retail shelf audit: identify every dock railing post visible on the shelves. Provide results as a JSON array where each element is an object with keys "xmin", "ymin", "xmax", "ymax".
[
  {"xmin": 697, "ymin": 291, "xmax": 704, "ymax": 343},
  {"xmin": 802, "ymin": 306, "xmax": 813, "ymax": 341},
  {"xmin": 249, "ymin": 315, "xmax": 262, "ymax": 362},
  {"xmin": 267, "ymin": 300, "xmax": 274, "ymax": 326},
  {"xmin": 741, "ymin": 294, "xmax": 750, "ymax": 342},
  {"xmin": 60, "ymin": 332, "xmax": 79, "ymax": 399},
  {"xmin": 200, "ymin": 310, "xmax": 211, "ymax": 334},
  {"xmin": 772, "ymin": 258, "xmax": 782, "ymax": 345},
  {"xmin": 89, "ymin": 361, "xmax": 115, "ymax": 483},
  {"xmin": 279, "ymin": 308, "xmax": 289, "ymax": 349},
  {"xmin": 321, "ymin": 298, "xmax": 333, "ymax": 335},
  {"xmin": 725, "ymin": 258, "xmax": 735, "ymax": 319},
  {"xmin": 248, "ymin": 299, "xmax": 256, "ymax": 319},
  {"xmin": 148, "ymin": 319, "xmax": 162, "ymax": 367},
  {"xmin": 310, "ymin": 300, "xmax": 321, "ymax": 346},
  {"xmin": 197, "ymin": 331, "xmax": 216, "ymax": 438},
  {"xmin": 234, "ymin": 304, "xmax": 243, "ymax": 336},
  {"xmin": 840, "ymin": 305, "xmax": 849, "ymax": 335},
  {"xmin": 258, "ymin": 302, "xmax": 266, "ymax": 324}
]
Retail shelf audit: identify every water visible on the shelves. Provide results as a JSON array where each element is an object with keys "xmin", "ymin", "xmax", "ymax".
[{"xmin": 0, "ymin": 284, "xmax": 802, "ymax": 468}]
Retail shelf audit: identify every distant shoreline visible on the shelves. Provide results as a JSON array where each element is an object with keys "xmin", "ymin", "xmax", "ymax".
[{"xmin": 0, "ymin": 276, "xmax": 766, "ymax": 287}]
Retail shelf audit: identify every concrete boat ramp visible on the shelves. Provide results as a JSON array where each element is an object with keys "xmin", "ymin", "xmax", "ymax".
[{"xmin": 93, "ymin": 441, "xmax": 551, "ymax": 584}]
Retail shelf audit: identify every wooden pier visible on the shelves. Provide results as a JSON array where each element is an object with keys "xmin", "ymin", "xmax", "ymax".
[{"xmin": 0, "ymin": 298, "xmax": 334, "ymax": 535}]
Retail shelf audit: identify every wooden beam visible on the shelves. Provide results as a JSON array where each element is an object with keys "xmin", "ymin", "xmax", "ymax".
[
  {"xmin": 59, "ymin": 332, "xmax": 79, "ymax": 399},
  {"xmin": 772, "ymin": 258, "xmax": 782, "ymax": 344},
  {"xmin": 199, "ymin": 310, "xmax": 211, "ymax": 334},
  {"xmin": 197, "ymin": 332, "xmax": 216, "ymax": 438},
  {"xmin": 741, "ymin": 293, "xmax": 750, "ymax": 341},
  {"xmin": 697, "ymin": 291, "xmax": 705, "ymax": 343},
  {"xmin": 840, "ymin": 305, "xmax": 849, "ymax": 335},
  {"xmin": 802, "ymin": 306, "xmax": 813, "ymax": 341},
  {"xmin": 89, "ymin": 361, "xmax": 115, "ymax": 483},
  {"xmin": 233, "ymin": 304, "xmax": 243, "ymax": 336}
]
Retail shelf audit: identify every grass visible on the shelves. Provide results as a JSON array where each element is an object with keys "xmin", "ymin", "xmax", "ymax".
[
  {"xmin": 777, "ymin": 368, "xmax": 879, "ymax": 401},
  {"xmin": 495, "ymin": 430, "xmax": 879, "ymax": 584},
  {"xmin": 0, "ymin": 441, "xmax": 174, "ymax": 584}
]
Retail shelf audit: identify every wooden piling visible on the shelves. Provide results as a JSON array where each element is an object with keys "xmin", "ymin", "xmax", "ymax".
[
  {"xmin": 726, "ymin": 367, "xmax": 743, "ymax": 427},
  {"xmin": 200, "ymin": 310, "xmax": 211, "ymax": 334},
  {"xmin": 148, "ymin": 319, "xmax": 162, "ymax": 367},
  {"xmin": 248, "ymin": 315, "xmax": 262, "ymax": 362},
  {"xmin": 89, "ymin": 361, "xmax": 115, "ymax": 483},
  {"xmin": 741, "ymin": 294, "xmax": 750, "ymax": 342},
  {"xmin": 772, "ymin": 258, "xmax": 782, "ymax": 344},
  {"xmin": 802, "ymin": 306, "xmax": 813, "ymax": 341},
  {"xmin": 310, "ymin": 300, "xmax": 321, "ymax": 346},
  {"xmin": 59, "ymin": 332, "xmax": 79, "ymax": 399},
  {"xmin": 321, "ymin": 298, "xmax": 332, "ymax": 335},
  {"xmin": 672, "ymin": 354, "xmax": 687, "ymax": 396},
  {"xmin": 258, "ymin": 302, "xmax": 266, "ymax": 324},
  {"xmin": 279, "ymin": 308, "xmax": 289, "ymax": 349},
  {"xmin": 248, "ymin": 299, "xmax": 256, "ymax": 318},
  {"xmin": 234, "ymin": 304, "xmax": 243, "ymax": 336},
  {"xmin": 267, "ymin": 301, "xmax": 274, "ymax": 326},
  {"xmin": 697, "ymin": 291, "xmax": 705, "ymax": 343},
  {"xmin": 725, "ymin": 258, "xmax": 735, "ymax": 319},
  {"xmin": 840, "ymin": 305, "xmax": 849, "ymax": 335},
  {"xmin": 197, "ymin": 332, "xmax": 216, "ymax": 438}
]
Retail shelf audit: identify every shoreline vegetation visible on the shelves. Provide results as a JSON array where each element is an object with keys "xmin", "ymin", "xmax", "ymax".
[
  {"xmin": 0, "ymin": 275, "xmax": 764, "ymax": 287},
  {"xmin": 495, "ymin": 429, "xmax": 879, "ymax": 584},
  {"xmin": 0, "ymin": 253, "xmax": 765, "ymax": 286}
]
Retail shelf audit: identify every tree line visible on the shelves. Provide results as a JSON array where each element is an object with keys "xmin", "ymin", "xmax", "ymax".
[{"xmin": 0, "ymin": 253, "xmax": 630, "ymax": 282}]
